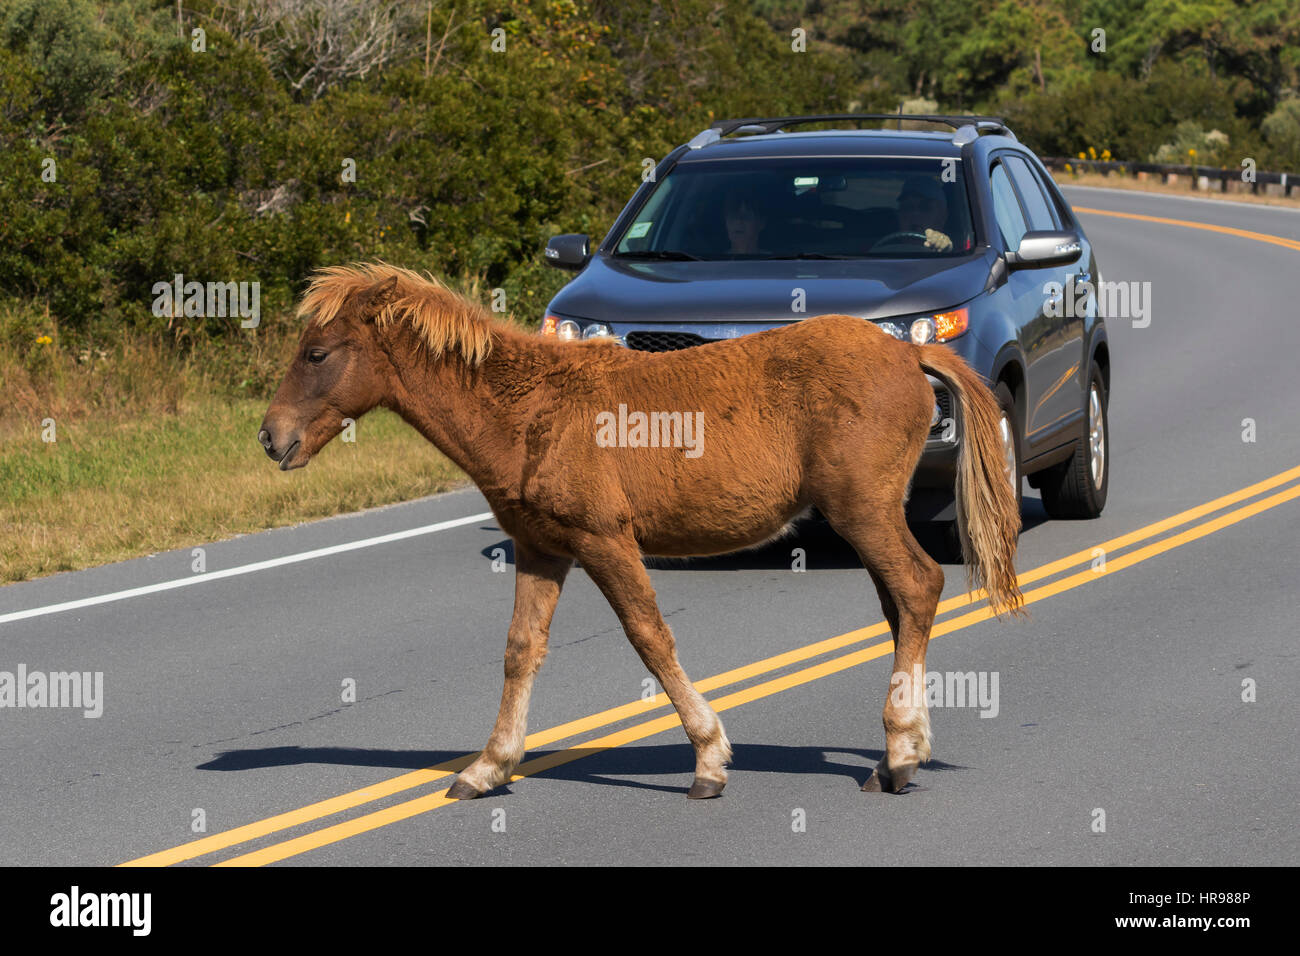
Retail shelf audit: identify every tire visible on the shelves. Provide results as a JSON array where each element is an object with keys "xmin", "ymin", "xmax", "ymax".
[
  {"xmin": 1039, "ymin": 365, "xmax": 1109, "ymax": 519},
  {"xmin": 993, "ymin": 381, "xmax": 1023, "ymax": 524},
  {"xmin": 938, "ymin": 381, "xmax": 1021, "ymax": 560}
]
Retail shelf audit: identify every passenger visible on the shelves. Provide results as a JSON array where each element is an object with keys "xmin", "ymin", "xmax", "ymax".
[{"xmin": 722, "ymin": 190, "xmax": 768, "ymax": 256}]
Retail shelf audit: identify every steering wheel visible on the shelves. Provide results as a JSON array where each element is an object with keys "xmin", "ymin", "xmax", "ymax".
[{"xmin": 871, "ymin": 231, "xmax": 931, "ymax": 250}]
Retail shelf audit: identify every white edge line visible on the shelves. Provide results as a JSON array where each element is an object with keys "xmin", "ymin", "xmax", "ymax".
[{"xmin": 0, "ymin": 512, "xmax": 495, "ymax": 626}]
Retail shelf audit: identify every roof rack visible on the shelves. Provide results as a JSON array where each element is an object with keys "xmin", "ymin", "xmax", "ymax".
[
  {"xmin": 950, "ymin": 119, "xmax": 1017, "ymax": 144},
  {"xmin": 688, "ymin": 114, "xmax": 1015, "ymax": 149}
]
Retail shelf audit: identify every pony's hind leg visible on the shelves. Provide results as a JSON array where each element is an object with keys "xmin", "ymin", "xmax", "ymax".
[
  {"xmin": 822, "ymin": 501, "xmax": 945, "ymax": 793},
  {"xmin": 574, "ymin": 533, "xmax": 732, "ymax": 798},
  {"xmin": 448, "ymin": 543, "xmax": 571, "ymax": 799}
]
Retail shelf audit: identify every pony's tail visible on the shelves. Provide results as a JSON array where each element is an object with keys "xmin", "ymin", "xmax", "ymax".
[{"xmin": 915, "ymin": 345, "xmax": 1026, "ymax": 618}]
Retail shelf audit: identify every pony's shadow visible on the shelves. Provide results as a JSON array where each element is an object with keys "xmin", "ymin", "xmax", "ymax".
[
  {"xmin": 480, "ymin": 497, "xmax": 1049, "ymax": 572},
  {"xmin": 1020, "ymin": 494, "xmax": 1051, "ymax": 533},
  {"xmin": 197, "ymin": 743, "xmax": 970, "ymax": 795}
]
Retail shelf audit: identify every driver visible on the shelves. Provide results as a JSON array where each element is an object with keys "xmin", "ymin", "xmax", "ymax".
[{"xmin": 896, "ymin": 176, "xmax": 952, "ymax": 252}]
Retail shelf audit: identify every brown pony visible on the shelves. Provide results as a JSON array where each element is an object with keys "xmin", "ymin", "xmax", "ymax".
[{"xmin": 259, "ymin": 263, "xmax": 1024, "ymax": 798}]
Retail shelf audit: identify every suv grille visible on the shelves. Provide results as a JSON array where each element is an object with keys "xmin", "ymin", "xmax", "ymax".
[{"xmin": 625, "ymin": 331, "xmax": 712, "ymax": 352}]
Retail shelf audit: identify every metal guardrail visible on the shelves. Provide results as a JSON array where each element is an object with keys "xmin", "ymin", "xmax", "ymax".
[{"xmin": 1041, "ymin": 156, "xmax": 1295, "ymax": 197}]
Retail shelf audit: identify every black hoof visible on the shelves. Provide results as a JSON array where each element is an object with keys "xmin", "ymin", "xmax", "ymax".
[
  {"xmin": 687, "ymin": 778, "xmax": 725, "ymax": 799},
  {"xmin": 888, "ymin": 764, "xmax": 916, "ymax": 792},
  {"xmin": 447, "ymin": 777, "xmax": 483, "ymax": 800},
  {"xmin": 862, "ymin": 765, "xmax": 916, "ymax": 794},
  {"xmin": 861, "ymin": 768, "xmax": 890, "ymax": 792}
]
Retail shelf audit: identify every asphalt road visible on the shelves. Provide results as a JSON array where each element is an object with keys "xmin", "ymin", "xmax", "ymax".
[{"xmin": 2, "ymin": 186, "xmax": 1297, "ymax": 866}]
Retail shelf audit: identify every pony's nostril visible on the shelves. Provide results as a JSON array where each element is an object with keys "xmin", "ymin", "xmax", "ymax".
[{"xmin": 258, "ymin": 429, "xmax": 272, "ymax": 449}]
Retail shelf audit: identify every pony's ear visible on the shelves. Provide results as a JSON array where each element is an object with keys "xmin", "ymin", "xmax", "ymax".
[{"xmin": 358, "ymin": 274, "xmax": 399, "ymax": 320}]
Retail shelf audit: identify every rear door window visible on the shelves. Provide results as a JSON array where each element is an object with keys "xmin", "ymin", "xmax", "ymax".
[
  {"xmin": 989, "ymin": 162, "xmax": 1028, "ymax": 251},
  {"xmin": 1005, "ymin": 156, "xmax": 1060, "ymax": 230}
]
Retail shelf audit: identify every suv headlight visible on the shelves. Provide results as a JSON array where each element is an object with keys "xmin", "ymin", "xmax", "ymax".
[
  {"xmin": 541, "ymin": 314, "xmax": 622, "ymax": 344},
  {"xmin": 875, "ymin": 307, "xmax": 968, "ymax": 344}
]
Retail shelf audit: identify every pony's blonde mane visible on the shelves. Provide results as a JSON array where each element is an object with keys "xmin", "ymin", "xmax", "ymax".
[{"xmin": 298, "ymin": 262, "xmax": 495, "ymax": 365}]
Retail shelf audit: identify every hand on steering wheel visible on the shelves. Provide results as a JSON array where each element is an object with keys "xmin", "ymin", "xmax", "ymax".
[
  {"xmin": 872, "ymin": 229, "xmax": 953, "ymax": 252},
  {"xmin": 872, "ymin": 231, "xmax": 930, "ymax": 248}
]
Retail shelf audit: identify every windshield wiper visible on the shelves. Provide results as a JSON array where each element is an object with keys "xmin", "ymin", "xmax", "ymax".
[{"xmin": 613, "ymin": 249, "xmax": 702, "ymax": 261}]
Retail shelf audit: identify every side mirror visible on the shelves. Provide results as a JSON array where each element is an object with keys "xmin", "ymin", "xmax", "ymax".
[
  {"xmin": 1007, "ymin": 230, "xmax": 1082, "ymax": 268},
  {"xmin": 544, "ymin": 234, "xmax": 590, "ymax": 271}
]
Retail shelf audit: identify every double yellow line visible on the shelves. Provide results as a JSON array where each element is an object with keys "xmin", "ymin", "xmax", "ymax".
[{"xmin": 119, "ymin": 462, "xmax": 1300, "ymax": 867}]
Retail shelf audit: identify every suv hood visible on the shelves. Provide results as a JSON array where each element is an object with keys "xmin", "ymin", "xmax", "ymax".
[{"xmin": 549, "ymin": 252, "xmax": 994, "ymax": 324}]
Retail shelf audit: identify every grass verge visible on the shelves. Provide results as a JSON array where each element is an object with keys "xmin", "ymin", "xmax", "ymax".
[{"xmin": 0, "ymin": 396, "xmax": 464, "ymax": 585}]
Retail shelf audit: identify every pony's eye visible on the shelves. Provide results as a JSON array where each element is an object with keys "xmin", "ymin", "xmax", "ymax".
[{"xmin": 307, "ymin": 349, "xmax": 328, "ymax": 365}]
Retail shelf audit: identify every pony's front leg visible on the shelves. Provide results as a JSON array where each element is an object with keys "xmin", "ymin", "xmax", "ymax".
[{"xmin": 448, "ymin": 543, "xmax": 571, "ymax": 799}]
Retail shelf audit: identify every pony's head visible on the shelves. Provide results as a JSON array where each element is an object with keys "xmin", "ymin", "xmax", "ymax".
[{"xmin": 258, "ymin": 263, "xmax": 493, "ymax": 470}]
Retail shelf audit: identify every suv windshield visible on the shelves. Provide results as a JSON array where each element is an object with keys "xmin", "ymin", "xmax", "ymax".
[{"xmin": 614, "ymin": 157, "xmax": 976, "ymax": 260}]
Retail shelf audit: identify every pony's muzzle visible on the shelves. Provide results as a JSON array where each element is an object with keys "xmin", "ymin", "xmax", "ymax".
[{"xmin": 258, "ymin": 425, "xmax": 304, "ymax": 470}]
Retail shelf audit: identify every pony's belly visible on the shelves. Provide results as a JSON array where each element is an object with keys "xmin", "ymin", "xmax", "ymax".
[{"xmin": 634, "ymin": 503, "xmax": 809, "ymax": 558}]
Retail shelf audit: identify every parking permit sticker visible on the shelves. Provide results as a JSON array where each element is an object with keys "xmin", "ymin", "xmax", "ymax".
[{"xmin": 627, "ymin": 222, "xmax": 652, "ymax": 238}]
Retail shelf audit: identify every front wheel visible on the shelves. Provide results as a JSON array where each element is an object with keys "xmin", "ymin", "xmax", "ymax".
[
  {"xmin": 993, "ymin": 381, "xmax": 1023, "ymax": 523},
  {"xmin": 1039, "ymin": 367, "xmax": 1109, "ymax": 519}
]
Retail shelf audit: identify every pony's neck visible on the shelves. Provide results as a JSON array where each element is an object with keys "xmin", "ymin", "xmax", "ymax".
[{"xmin": 383, "ymin": 324, "xmax": 541, "ymax": 497}]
